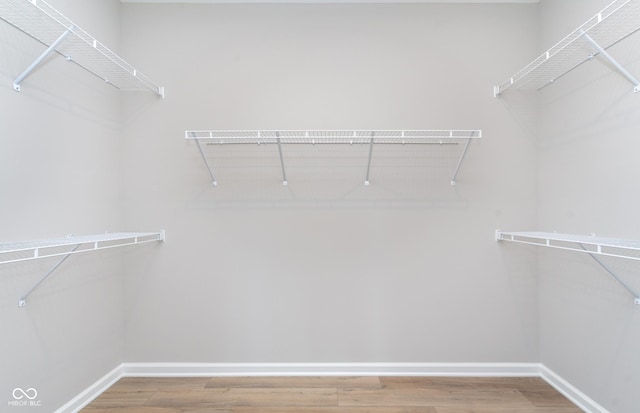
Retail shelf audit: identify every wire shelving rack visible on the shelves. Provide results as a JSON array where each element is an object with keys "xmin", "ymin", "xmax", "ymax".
[
  {"xmin": 0, "ymin": 0, "xmax": 164, "ymax": 97},
  {"xmin": 494, "ymin": 0, "xmax": 640, "ymax": 96},
  {"xmin": 186, "ymin": 129, "xmax": 482, "ymax": 187},
  {"xmin": 1, "ymin": 231, "xmax": 165, "ymax": 307},
  {"xmin": 496, "ymin": 230, "xmax": 640, "ymax": 305}
]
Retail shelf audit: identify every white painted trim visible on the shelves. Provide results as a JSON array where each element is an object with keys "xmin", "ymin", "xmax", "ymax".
[
  {"xmin": 54, "ymin": 364, "xmax": 123, "ymax": 413},
  {"xmin": 540, "ymin": 365, "xmax": 610, "ymax": 413},
  {"xmin": 121, "ymin": 362, "xmax": 541, "ymax": 377},
  {"xmin": 121, "ymin": 0, "xmax": 540, "ymax": 4},
  {"xmin": 57, "ymin": 362, "xmax": 607, "ymax": 413}
]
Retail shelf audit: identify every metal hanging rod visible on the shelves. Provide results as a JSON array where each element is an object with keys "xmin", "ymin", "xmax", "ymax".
[
  {"xmin": 496, "ymin": 230, "xmax": 640, "ymax": 305},
  {"xmin": 1, "ymin": 231, "xmax": 165, "ymax": 307},
  {"xmin": 186, "ymin": 129, "xmax": 482, "ymax": 187},
  {"xmin": 494, "ymin": 0, "xmax": 640, "ymax": 96},
  {"xmin": 0, "ymin": 0, "xmax": 164, "ymax": 97}
]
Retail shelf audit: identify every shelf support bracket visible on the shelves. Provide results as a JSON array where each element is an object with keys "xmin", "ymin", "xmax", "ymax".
[
  {"xmin": 451, "ymin": 135, "xmax": 474, "ymax": 186},
  {"xmin": 13, "ymin": 27, "xmax": 72, "ymax": 92},
  {"xmin": 578, "ymin": 244, "xmax": 640, "ymax": 305},
  {"xmin": 276, "ymin": 132, "xmax": 288, "ymax": 186},
  {"xmin": 19, "ymin": 244, "xmax": 80, "ymax": 307},
  {"xmin": 193, "ymin": 133, "xmax": 217, "ymax": 187},
  {"xmin": 364, "ymin": 132, "xmax": 375, "ymax": 186},
  {"xmin": 581, "ymin": 30, "xmax": 640, "ymax": 93}
]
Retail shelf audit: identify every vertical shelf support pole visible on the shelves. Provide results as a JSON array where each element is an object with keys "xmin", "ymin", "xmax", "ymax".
[
  {"xmin": 581, "ymin": 31, "xmax": 640, "ymax": 93},
  {"xmin": 276, "ymin": 132, "xmax": 288, "ymax": 186},
  {"xmin": 451, "ymin": 134, "xmax": 474, "ymax": 186},
  {"xmin": 578, "ymin": 244, "xmax": 640, "ymax": 305},
  {"xmin": 13, "ymin": 28, "xmax": 72, "ymax": 92},
  {"xmin": 192, "ymin": 133, "xmax": 217, "ymax": 187},
  {"xmin": 18, "ymin": 244, "xmax": 80, "ymax": 307},
  {"xmin": 364, "ymin": 131, "xmax": 375, "ymax": 186}
]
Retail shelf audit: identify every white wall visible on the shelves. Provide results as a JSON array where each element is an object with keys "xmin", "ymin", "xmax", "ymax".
[
  {"xmin": 537, "ymin": 0, "xmax": 640, "ymax": 412},
  {"xmin": 119, "ymin": 3, "xmax": 540, "ymax": 364},
  {"xmin": 0, "ymin": 0, "xmax": 128, "ymax": 411}
]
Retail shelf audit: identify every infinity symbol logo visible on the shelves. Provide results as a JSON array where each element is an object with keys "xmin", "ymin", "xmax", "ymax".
[{"xmin": 12, "ymin": 387, "xmax": 38, "ymax": 400}]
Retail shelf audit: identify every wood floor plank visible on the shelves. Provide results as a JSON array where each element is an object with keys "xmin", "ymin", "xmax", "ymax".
[
  {"xmin": 81, "ymin": 376, "xmax": 581, "ymax": 412},
  {"xmin": 205, "ymin": 376, "xmax": 381, "ymax": 389},
  {"xmin": 339, "ymin": 388, "xmax": 534, "ymax": 408},
  {"xmin": 81, "ymin": 408, "xmax": 181, "ymax": 413},
  {"xmin": 518, "ymin": 386, "xmax": 581, "ymax": 408},
  {"xmin": 434, "ymin": 408, "xmax": 583, "ymax": 413},
  {"xmin": 379, "ymin": 377, "xmax": 545, "ymax": 390},
  {"xmin": 233, "ymin": 408, "xmax": 438, "ymax": 413},
  {"xmin": 113, "ymin": 377, "xmax": 211, "ymax": 390},
  {"xmin": 146, "ymin": 388, "xmax": 338, "ymax": 408},
  {"xmin": 81, "ymin": 408, "xmax": 233, "ymax": 413},
  {"xmin": 84, "ymin": 389, "xmax": 157, "ymax": 407},
  {"xmin": 378, "ymin": 377, "xmax": 579, "ymax": 409}
]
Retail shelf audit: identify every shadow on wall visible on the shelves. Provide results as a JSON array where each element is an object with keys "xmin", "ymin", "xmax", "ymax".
[
  {"xmin": 496, "ymin": 89, "xmax": 539, "ymax": 145},
  {"xmin": 184, "ymin": 141, "xmax": 476, "ymax": 209}
]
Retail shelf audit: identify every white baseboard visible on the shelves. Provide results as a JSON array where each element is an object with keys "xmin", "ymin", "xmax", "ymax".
[
  {"xmin": 540, "ymin": 365, "xmax": 609, "ymax": 413},
  {"xmin": 121, "ymin": 362, "xmax": 541, "ymax": 377},
  {"xmin": 55, "ymin": 364, "xmax": 123, "ymax": 413},
  {"xmin": 58, "ymin": 362, "xmax": 608, "ymax": 413}
]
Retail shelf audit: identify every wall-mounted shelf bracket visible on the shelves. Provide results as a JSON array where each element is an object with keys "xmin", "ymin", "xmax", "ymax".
[
  {"xmin": 276, "ymin": 132, "xmax": 288, "ymax": 186},
  {"xmin": 192, "ymin": 132, "xmax": 217, "ymax": 186},
  {"xmin": 13, "ymin": 27, "xmax": 72, "ymax": 92},
  {"xmin": 577, "ymin": 243, "xmax": 640, "ymax": 305},
  {"xmin": 496, "ymin": 230, "xmax": 640, "ymax": 305},
  {"xmin": 1, "ymin": 231, "xmax": 165, "ymax": 307},
  {"xmin": 364, "ymin": 132, "xmax": 375, "ymax": 186},
  {"xmin": 18, "ymin": 243, "xmax": 80, "ymax": 307},
  {"xmin": 580, "ymin": 30, "xmax": 640, "ymax": 93},
  {"xmin": 186, "ymin": 130, "xmax": 481, "ymax": 187},
  {"xmin": 0, "ymin": 0, "xmax": 164, "ymax": 96},
  {"xmin": 451, "ymin": 136, "xmax": 473, "ymax": 186}
]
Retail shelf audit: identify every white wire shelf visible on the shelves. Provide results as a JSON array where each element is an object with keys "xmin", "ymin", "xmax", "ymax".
[
  {"xmin": 0, "ymin": 231, "xmax": 165, "ymax": 265},
  {"xmin": 186, "ymin": 129, "xmax": 482, "ymax": 187},
  {"xmin": 495, "ymin": 231, "xmax": 640, "ymax": 258},
  {"xmin": 496, "ymin": 230, "xmax": 640, "ymax": 304},
  {"xmin": 0, "ymin": 0, "xmax": 164, "ymax": 97},
  {"xmin": 186, "ymin": 130, "xmax": 481, "ymax": 144},
  {"xmin": 1, "ymin": 231, "xmax": 165, "ymax": 307},
  {"xmin": 494, "ymin": 0, "xmax": 640, "ymax": 96}
]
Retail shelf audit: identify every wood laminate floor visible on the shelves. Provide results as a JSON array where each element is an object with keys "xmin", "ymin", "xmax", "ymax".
[{"xmin": 81, "ymin": 376, "xmax": 582, "ymax": 413}]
